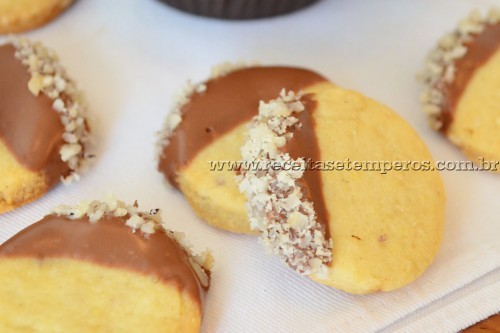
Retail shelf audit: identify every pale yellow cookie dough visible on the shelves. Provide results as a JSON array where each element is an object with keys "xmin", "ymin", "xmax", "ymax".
[
  {"xmin": 0, "ymin": 258, "xmax": 202, "ymax": 333},
  {"xmin": 0, "ymin": 140, "xmax": 47, "ymax": 214},
  {"xmin": 447, "ymin": 48, "xmax": 500, "ymax": 171},
  {"xmin": 0, "ymin": 0, "xmax": 73, "ymax": 34},
  {"xmin": 178, "ymin": 123, "xmax": 256, "ymax": 234},
  {"xmin": 305, "ymin": 83, "xmax": 445, "ymax": 293}
]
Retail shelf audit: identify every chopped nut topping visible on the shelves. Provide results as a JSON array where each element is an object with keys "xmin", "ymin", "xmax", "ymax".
[
  {"xmin": 156, "ymin": 62, "xmax": 257, "ymax": 160},
  {"xmin": 238, "ymin": 90, "xmax": 332, "ymax": 276},
  {"xmin": 51, "ymin": 195, "xmax": 213, "ymax": 286},
  {"xmin": 174, "ymin": 231, "xmax": 214, "ymax": 288},
  {"xmin": 155, "ymin": 80, "xmax": 207, "ymax": 159},
  {"xmin": 418, "ymin": 8, "xmax": 500, "ymax": 130},
  {"xmin": 11, "ymin": 38, "xmax": 91, "ymax": 184}
]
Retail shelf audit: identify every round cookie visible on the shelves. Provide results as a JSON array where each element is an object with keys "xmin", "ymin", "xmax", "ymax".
[
  {"xmin": 157, "ymin": 65, "xmax": 328, "ymax": 234},
  {"xmin": 239, "ymin": 84, "xmax": 445, "ymax": 294},
  {"xmin": 0, "ymin": 196, "xmax": 212, "ymax": 332},
  {"xmin": 420, "ymin": 8, "xmax": 500, "ymax": 172},
  {"xmin": 0, "ymin": 0, "xmax": 73, "ymax": 34},
  {"xmin": 0, "ymin": 39, "xmax": 90, "ymax": 214}
]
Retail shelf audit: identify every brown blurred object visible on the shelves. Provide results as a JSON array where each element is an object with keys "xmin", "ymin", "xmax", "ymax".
[
  {"xmin": 463, "ymin": 314, "xmax": 500, "ymax": 332},
  {"xmin": 157, "ymin": 0, "xmax": 321, "ymax": 20}
]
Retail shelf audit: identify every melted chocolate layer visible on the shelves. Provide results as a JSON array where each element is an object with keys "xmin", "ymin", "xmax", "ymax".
[
  {"xmin": 158, "ymin": 66, "xmax": 326, "ymax": 187},
  {"xmin": 0, "ymin": 44, "xmax": 68, "ymax": 187},
  {"xmin": 0, "ymin": 215, "xmax": 206, "ymax": 306},
  {"xmin": 285, "ymin": 95, "xmax": 330, "ymax": 239},
  {"xmin": 441, "ymin": 23, "xmax": 500, "ymax": 132}
]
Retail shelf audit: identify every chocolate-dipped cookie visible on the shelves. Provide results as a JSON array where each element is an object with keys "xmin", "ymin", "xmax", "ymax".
[
  {"xmin": 0, "ymin": 39, "xmax": 91, "ymax": 213},
  {"xmin": 157, "ymin": 65, "xmax": 329, "ymax": 234},
  {"xmin": 239, "ymin": 85, "xmax": 445, "ymax": 294},
  {"xmin": 0, "ymin": 196, "xmax": 212, "ymax": 332},
  {"xmin": 0, "ymin": 0, "xmax": 74, "ymax": 34},
  {"xmin": 420, "ymin": 8, "xmax": 500, "ymax": 171}
]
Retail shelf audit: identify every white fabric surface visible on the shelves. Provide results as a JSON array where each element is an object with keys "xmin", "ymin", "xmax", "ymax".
[{"xmin": 1, "ymin": 0, "xmax": 499, "ymax": 332}]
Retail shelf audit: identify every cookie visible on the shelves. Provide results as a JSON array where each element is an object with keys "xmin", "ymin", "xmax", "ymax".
[
  {"xmin": 0, "ymin": 196, "xmax": 212, "ymax": 332},
  {"xmin": 420, "ymin": 8, "xmax": 500, "ymax": 171},
  {"xmin": 0, "ymin": 0, "xmax": 73, "ymax": 34},
  {"xmin": 157, "ymin": 65, "xmax": 328, "ymax": 234},
  {"xmin": 239, "ymin": 84, "xmax": 445, "ymax": 294},
  {"xmin": 0, "ymin": 39, "xmax": 91, "ymax": 214}
]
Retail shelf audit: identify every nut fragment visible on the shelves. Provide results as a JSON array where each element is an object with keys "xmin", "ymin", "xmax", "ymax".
[{"xmin": 239, "ymin": 90, "xmax": 332, "ymax": 276}]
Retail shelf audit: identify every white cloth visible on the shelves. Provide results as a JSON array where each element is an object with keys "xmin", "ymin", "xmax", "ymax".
[{"xmin": 1, "ymin": 0, "xmax": 499, "ymax": 332}]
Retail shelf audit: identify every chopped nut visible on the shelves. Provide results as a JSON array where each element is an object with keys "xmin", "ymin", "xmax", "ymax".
[
  {"xmin": 27, "ymin": 73, "xmax": 43, "ymax": 95},
  {"xmin": 188, "ymin": 257, "xmax": 210, "ymax": 288},
  {"xmin": 88, "ymin": 210, "xmax": 104, "ymax": 223},
  {"xmin": 488, "ymin": 7, "xmax": 500, "ymax": 24},
  {"xmin": 287, "ymin": 211, "xmax": 309, "ymax": 231},
  {"xmin": 60, "ymin": 143, "xmax": 82, "ymax": 162},
  {"xmin": 126, "ymin": 214, "xmax": 144, "ymax": 231},
  {"xmin": 52, "ymin": 204, "xmax": 72, "ymax": 216},
  {"xmin": 167, "ymin": 113, "xmax": 182, "ymax": 132},
  {"xmin": 52, "ymin": 98, "xmax": 65, "ymax": 112},
  {"xmin": 114, "ymin": 208, "xmax": 128, "ymax": 217},
  {"xmin": 239, "ymin": 90, "xmax": 332, "ymax": 275},
  {"xmin": 140, "ymin": 221, "xmax": 156, "ymax": 234}
]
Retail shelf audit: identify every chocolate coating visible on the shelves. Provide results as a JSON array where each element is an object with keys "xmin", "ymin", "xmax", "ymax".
[
  {"xmin": 285, "ymin": 95, "xmax": 330, "ymax": 238},
  {"xmin": 0, "ymin": 215, "xmax": 206, "ymax": 305},
  {"xmin": 0, "ymin": 44, "xmax": 68, "ymax": 187},
  {"xmin": 158, "ymin": 66, "xmax": 326, "ymax": 187},
  {"xmin": 441, "ymin": 23, "xmax": 500, "ymax": 132}
]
